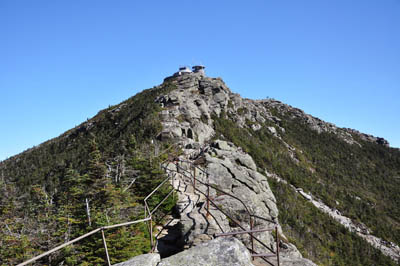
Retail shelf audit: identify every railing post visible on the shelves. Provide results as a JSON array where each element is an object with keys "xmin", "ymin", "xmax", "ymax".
[
  {"xmin": 193, "ymin": 165, "xmax": 196, "ymax": 191},
  {"xmin": 101, "ymin": 229, "xmax": 111, "ymax": 266},
  {"xmin": 206, "ymin": 173, "xmax": 210, "ymax": 218},
  {"xmin": 145, "ymin": 204, "xmax": 151, "ymax": 237},
  {"xmin": 172, "ymin": 172, "xmax": 175, "ymax": 201},
  {"xmin": 149, "ymin": 216, "xmax": 154, "ymax": 251},
  {"xmin": 250, "ymin": 216, "xmax": 254, "ymax": 261},
  {"xmin": 276, "ymin": 225, "xmax": 280, "ymax": 266}
]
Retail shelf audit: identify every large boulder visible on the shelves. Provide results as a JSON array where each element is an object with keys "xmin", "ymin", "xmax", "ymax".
[
  {"xmin": 157, "ymin": 237, "xmax": 253, "ymax": 266},
  {"xmin": 112, "ymin": 253, "xmax": 160, "ymax": 266}
]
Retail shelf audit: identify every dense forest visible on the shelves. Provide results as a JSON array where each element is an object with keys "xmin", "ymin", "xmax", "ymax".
[
  {"xmin": 212, "ymin": 110, "xmax": 400, "ymax": 265},
  {"xmin": 0, "ymin": 83, "xmax": 177, "ymax": 265}
]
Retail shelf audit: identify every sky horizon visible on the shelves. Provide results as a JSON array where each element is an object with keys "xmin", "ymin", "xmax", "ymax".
[{"xmin": 1, "ymin": 0, "xmax": 399, "ymax": 161}]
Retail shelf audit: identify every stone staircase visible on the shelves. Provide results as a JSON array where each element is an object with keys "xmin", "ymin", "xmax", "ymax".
[
  {"xmin": 153, "ymin": 154, "xmax": 316, "ymax": 266},
  {"xmin": 154, "ymin": 163, "xmax": 229, "ymax": 258}
]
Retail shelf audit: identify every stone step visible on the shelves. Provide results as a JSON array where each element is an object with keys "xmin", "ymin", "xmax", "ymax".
[
  {"xmin": 175, "ymin": 190, "xmax": 203, "ymax": 214},
  {"xmin": 154, "ymin": 166, "xmax": 217, "ymax": 258}
]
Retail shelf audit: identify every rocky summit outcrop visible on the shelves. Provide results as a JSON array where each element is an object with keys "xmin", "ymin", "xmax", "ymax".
[
  {"xmin": 118, "ymin": 71, "xmax": 394, "ymax": 265},
  {"xmin": 152, "ymin": 73, "xmax": 316, "ymax": 265},
  {"xmin": 156, "ymin": 73, "xmax": 389, "ymax": 161}
]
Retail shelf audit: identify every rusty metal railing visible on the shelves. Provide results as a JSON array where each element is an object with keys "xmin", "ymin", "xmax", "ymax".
[
  {"xmin": 17, "ymin": 143, "xmax": 183, "ymax": 266},
  {"xmin": 17, "ymin": 218, "xmax": 151, "ymax": 266},
  {"xmin": 18, "ymin": 144, "xmax": 280, "ymax": 266},
  {"xmin": 144, "ymin": 170, "xmax": 177, "ymax": 251},
  {"xmin": 162, "ymin": 158, "xmax": 280, "ymax": 266},
  {"xmin": 18, "ymin": 166, "xmax": 176, "ymax": 265},
  {"xmin": 215, "ymin": 227, "xmax": 280, "ymax": 266}
]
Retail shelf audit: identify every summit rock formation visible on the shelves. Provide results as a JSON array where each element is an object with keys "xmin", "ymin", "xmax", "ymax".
[{"xmin": 152, "ymin": 73, "xmax": 316, "ymax": 265}]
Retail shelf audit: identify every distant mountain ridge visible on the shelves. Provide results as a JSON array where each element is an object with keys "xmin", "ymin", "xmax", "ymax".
[{"xmin": 258, "ymin": 98, "xmax": 390, "ymax": 147}]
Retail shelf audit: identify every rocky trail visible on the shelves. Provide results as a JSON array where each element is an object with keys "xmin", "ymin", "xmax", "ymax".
[
  {"xmin": 146, "ymin": 142, "xmax": 315, "ymax": 266},
  {"xmin": 146, "ymin": 72, "xmax": 317, "ymax": 265}
]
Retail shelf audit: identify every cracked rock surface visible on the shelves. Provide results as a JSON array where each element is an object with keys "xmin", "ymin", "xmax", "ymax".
[
  {"xmin": 153, "ymin": 73, "xmax": 316, "ymax": 265},
  {"xmin": 112, "ymin": 253, "xmax": 160, "ymax": 266},
  {"xmin": 158, "ymin": 237, "xmax": 253, "ymax": 266}
]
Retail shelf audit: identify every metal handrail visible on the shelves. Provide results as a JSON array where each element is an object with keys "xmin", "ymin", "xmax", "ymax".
[
  {"xmin": 17, "ymin": 218, "xmax": 151, "ymax": 266},
  {"xmin": 18, "ymin": 144, "xmax": 280, "ymax": 266},
  {"xmin": 18, "ymin": 157, "xmax": 177, "ymax": 266},
  {"xmin": 171, "ymin": 160, "xmax": 253, "ymax": 221},
  {"xmin": 143, "ymin": 168, "xmax": 177, "ymax": 250},
  {"xmin": 215, "ymin": 228, "xmax": 275, "ymax": 237},
  {"xmin": 162, "ymin": 158, "xmax": 279, "ymax": 265},
  {"xmin": 178, "ymin": 159, "xmax": 254, "ymax": 219},
  {"xmin": 172, "ymin": 165, "xmax": 276, "ymax": 251}
]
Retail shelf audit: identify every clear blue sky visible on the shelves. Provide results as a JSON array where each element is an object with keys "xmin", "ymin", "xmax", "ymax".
[{"xmin": 1, "ymin": 0, "xmax": 399, "ymax": 161}]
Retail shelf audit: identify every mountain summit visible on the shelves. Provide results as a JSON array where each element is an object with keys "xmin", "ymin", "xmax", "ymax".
[{"xmin": 1, "ymin": 68, "xmax": 399, "ymax": 265}]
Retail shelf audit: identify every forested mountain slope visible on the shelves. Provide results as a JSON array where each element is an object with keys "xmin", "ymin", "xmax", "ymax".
[
  {"xmin": 1, "ymin": 70, "xmax": 399, "ymax": 265},
  {"xmin": 0, "ymin": 82, "xmax": 178, "ymax": 265}
]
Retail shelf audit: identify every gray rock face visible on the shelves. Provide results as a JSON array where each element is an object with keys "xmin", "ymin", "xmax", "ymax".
[
  {"xmin": 202, "ymin": 143, "xmax": 279, "ymax": 253},
  {"xmin": 157, "ymin": 237, "xmax": 253, "ymax": 266},
  {"xmin": 212, "ymin": 140, "xmax": 234, "ymax": 151},
  {"xmin": 112, "ymin": 253, "xmax": 160, "ymax": 266},
  {"xmin": 156, "ymin": 74, "xmax": 225, "ymax": 145},
  {"xmin": 164, "ymin": 74, "xmax": 381, "ymax": 151},
  {"xmin": 345, "ymin": 128, "xmax": 390, "ymax": 146},
  {"xmin": 158, "ymin": 138, "xmax": 316, "ymax": 265},
  {"xmin": 205, "ymin": 144, "xmax": 278, "ymax": 222},
  {"xmin": 154, "ymin": 73, "xmax": 316, "ymax": 265}
]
